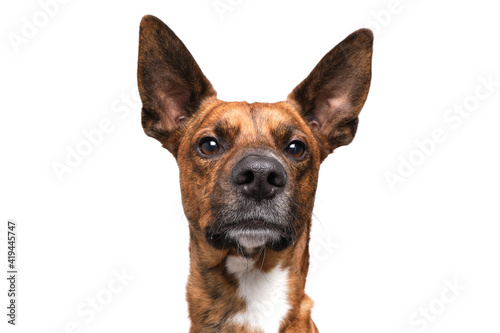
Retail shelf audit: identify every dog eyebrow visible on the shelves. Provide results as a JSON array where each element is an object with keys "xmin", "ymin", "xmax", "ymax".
[
  {"xmin": 213, "ymin": 119, "xmax": 241, "ymax": 142},
  {"xmin": 270, "ymin": 123, "xmax": 295, "ymax": 143}
]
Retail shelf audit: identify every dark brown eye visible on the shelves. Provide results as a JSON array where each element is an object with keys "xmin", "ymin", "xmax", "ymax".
[
  {"xmin": 285, "ymin": 140, "xmax": 306, "ymax": 159},
  {"xmin": 199, "ymin": 138, "xmax": 220, "ymax": 156}
]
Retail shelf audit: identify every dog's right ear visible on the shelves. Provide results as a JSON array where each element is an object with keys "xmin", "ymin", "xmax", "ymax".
[{"xmin": 137, "ymin": 15, "xmax": 216, "ymax": 156}]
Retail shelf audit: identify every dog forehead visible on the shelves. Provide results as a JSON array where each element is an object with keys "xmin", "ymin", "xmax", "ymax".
[{"xmin": 197, "ymin": 101, "xmax": 306, "ymax": 135}]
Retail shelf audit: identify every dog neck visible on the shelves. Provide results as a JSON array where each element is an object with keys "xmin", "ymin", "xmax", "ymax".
[{"xmin": 186, "ymin": 228, "xmax": 318, "ymax": 333}]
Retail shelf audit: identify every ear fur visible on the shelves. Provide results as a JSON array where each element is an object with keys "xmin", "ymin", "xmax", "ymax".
[
  {"xmin": 137, "ymin": 15, "xmax": 216, "ymax": 155},
  {"xmin": 288, "ymin": 29, "xmax": 373, "ymax": 159}
]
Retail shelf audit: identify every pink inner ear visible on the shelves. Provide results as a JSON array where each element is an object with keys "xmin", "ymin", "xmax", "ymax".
[
  {"xmin": 175, "ymin": 115, "xmax": 188, "ymax": 125},
  {"xmin": 155, "ymin": 88, "xmax": 190, "ymax": 131},
  {"xmin": 314, "ymin": 92, "xmax": 352, "ymax": 131},
  {"xmin": 308, "ymin": 120, "xmax": 320, "ymax": 130}
]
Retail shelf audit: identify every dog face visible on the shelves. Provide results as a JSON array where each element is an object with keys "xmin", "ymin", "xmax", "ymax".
[
  {"xmin": 137, "ymin": 15, "xmax": 373, "ymax": 255},
  {"xmin": 176, "ymin": 100, "xmax": 321, "ymax": 253}
]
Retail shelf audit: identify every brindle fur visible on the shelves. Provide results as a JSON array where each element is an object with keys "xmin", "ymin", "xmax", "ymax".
[{"xmin": 137, "ymin": 15, "xmax": 373, "ymax": 333}]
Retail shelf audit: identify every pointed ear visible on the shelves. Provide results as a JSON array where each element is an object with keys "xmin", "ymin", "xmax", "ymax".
[
  {"xmin": 288, "ymin": 28, "xmax": 373, "ymax": 159},
  {"xmin": 137, "ymin": 15, "xmax": 217, "ymax": 155}
]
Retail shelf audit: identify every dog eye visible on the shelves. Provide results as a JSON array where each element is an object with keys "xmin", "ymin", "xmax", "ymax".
[
  {"xmin": 285, "ymin": 140, "xmax": 306, "ymax": 159},
  {"xmin": 199, "ymin": 138, "xmax": 220, "ymax": 156}
]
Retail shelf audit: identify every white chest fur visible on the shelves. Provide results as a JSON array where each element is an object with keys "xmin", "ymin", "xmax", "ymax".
[{"xmin": 226, "ymin": 255, "xmax": 291, "ymax": 333}]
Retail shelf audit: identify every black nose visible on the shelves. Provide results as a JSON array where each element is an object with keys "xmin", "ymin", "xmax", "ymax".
[{"xmin": 232, "ymin": 155, "xmax": 286, "ymax": 200}]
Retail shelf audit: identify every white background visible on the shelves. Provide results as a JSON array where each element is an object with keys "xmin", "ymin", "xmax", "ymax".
[{"xmin": 1, "ymin": 0, "xmax": 499, "ymax": 332}]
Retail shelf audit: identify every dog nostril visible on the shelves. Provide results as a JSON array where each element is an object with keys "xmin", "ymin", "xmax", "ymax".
[
  {"xmin": 242, "ymin": 170, "xmax": 254, "ymax": 184},
  {"xmin": 234, "ymin": 169, "xmax": 254, "ymax": 185},
  {"xmin": 268, "ymin": 171, "xmax": 285, "ymax": 187}
]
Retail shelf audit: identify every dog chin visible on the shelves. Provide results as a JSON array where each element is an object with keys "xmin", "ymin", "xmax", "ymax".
[
  {"xmin": 205, "ymin": 219, "xmax": 293, "ymax": 252},
  {"xmin": 227, "ymin": 228, "xmax": 281, "ymax": 251}
]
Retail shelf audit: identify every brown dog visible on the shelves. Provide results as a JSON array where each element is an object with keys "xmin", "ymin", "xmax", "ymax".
[{"xmin": 137, "ymin": 15, "xmax": 373, "ymax": 333}]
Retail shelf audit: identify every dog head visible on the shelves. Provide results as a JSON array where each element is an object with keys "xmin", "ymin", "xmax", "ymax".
[{"xmin": 137, "ymin": 15, "xmax": 373, "ymax": 255}]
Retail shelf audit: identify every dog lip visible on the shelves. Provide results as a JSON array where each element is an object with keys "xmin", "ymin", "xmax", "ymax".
[
  {"xmin": 228, "ymin": 219, "xmax": 289, "ymax": 236},
  {"xmin": 226, "ymin": 222, "xmax": 283, "ymax": 250},
  {"xmin": 204, "ymin": 212, "xmax": 295, "ymax": 252},
  {"xmin": 235, "ymin": 219, "xmax": 273, "ymax": 230},
  {"xmin": 205, "ymin": 218, "xmax": 294, "ymax": 252},
  {"xmin": 207, "ymin": 219, "xmax": 284, "ymax": 239}
]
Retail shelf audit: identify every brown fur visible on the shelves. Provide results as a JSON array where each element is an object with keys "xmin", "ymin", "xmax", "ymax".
[{"xmin": 137, "ymin": 15, "xmax": 373, "ymax": 332}]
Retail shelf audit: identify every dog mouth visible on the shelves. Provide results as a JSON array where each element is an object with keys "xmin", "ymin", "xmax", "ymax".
[
  {"xmin": 205, "ymin": 219, "xmax": 294, "ymax": 252},
  {"xmin": 206, "ymin": 180, "xmax": 297, "ymax": 253},
  {"xmin": 226, "ymin": 220, "xmax": 282, "ymax": 249}
]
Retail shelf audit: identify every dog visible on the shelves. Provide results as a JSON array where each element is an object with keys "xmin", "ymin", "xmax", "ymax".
[{"xmin": 137, "ymin": 15, "xmax": 373, "ymax": 333}]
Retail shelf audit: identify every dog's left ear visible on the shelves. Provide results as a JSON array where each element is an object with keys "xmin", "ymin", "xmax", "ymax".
[
  {"xmin": 288, "ymin": 29, "xmax": 373, "ymax": 159},
  {"xmin": 137, "ymin": 15, "xmax": 217, "ymax": 156}
]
